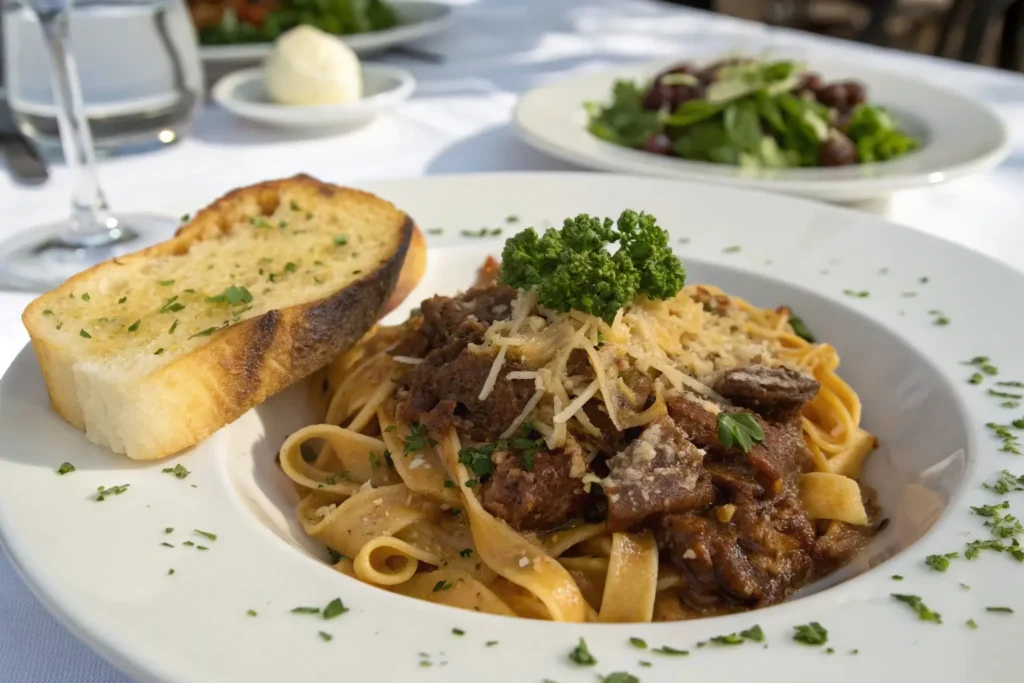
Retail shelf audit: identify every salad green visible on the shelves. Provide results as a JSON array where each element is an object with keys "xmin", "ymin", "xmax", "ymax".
[
  {"xmin": 196, "ymin": 0, "xmax": 398, "ymax": 46},
  {"xmin": 585, "ymin": 58, "xmax": 919, "ymax": 169}
]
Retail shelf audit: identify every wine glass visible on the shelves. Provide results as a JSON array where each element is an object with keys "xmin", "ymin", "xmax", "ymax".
[{"xmin": 0, "ymin": 0, "xmax": 191, "ymax": 291}]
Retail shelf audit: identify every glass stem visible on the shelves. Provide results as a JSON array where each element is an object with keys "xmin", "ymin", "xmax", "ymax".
[{"xmin": 35, "ymin": 5, "xmax": 113, "ymax": 238}]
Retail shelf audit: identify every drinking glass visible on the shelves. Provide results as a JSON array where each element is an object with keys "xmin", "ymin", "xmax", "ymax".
[{"xmin": 0, "ymin": 0, "xmax": 201, "ymax": 291}]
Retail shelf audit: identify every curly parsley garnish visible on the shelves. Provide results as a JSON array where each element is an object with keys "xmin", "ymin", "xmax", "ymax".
[
  {"xmin": 499, "ymin": 210, "xmax": 686, "ymax": 323},
  {"xmin": 717, "ymin": 412, "xmax": 765, "ymax": 453},
  {"xmin": 892, "ymin": 594, "xmax": 942, "ymax": 623}
]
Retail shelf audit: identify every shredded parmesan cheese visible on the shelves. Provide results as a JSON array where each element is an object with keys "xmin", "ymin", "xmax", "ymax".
[
  {"xmin": 391, "ymin": 356, "xmax": 424, "ymax": 365},
  {"xmin": 553, "ymin": 380, "xmax": 599, "ymax": 423}
]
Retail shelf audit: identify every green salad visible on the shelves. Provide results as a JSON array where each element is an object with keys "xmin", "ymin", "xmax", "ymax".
[
  {"xmin": 585, "ymin": 57, "xmax": 919, "ymax": 169},
  {"xmin": 195, "ymin": 0, "xmax": 398, "ymax": 46}
]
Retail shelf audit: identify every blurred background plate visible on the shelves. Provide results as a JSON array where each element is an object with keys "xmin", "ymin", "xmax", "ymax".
[
  {"xmin": 515, "ymin": 56, "xmax": 1012, "ymax": 203},
  {"xmin": 198, "ymin": 0, "xmax": 452, "ymax": 62}
]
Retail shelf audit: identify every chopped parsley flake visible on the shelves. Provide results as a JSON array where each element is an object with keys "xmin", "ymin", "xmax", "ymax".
[
  {"xmin": 722, "ymin": 245, "xmax": 741, "ymax": 254},
  {"xmin": 43, "ymin": 309, "xmax": 54, "ymax": 316},
  {"xmin": 404, "ymin": 422, "xmax": 437, "ymax": 453},
  {"xmin": 985, "ymin": 470, "xmax": 1024, "ymax": 494},
  {"xmin": 206, "ymin": 285, "xmax": 253, "ymax": 306},
  {"xmin": 969, "ymin": 373, "xmax": 984, "ymax": 385},
  {"xmin": 189, "ymin": 322, "xmax": 229, "ymax": 339},
  {"xmin": 987, "ymin": 422, "xmax": 1022, "ymax": 455},
  {"xmin": 452, "ymin": 628, "xmax": 465, "ymax": 636},
  {"xmin": 159, "ymin": 280, "xmax": 175, "ymax": 286},
  {"xmin": 250, "ymin": 217, "xmax": 271, "ymax": 229},
  {"xmin": 892, "ymin": 594, "xmax": 942, "ymax": 623},
  {"xmin": 792, "ymin": 622, "xmax": 829, "ymax": 645},
  {"xmin": 986, "ymin": 606, "xmax": 1013, "ymax": 613},
  {"xmin": 168, "ymin": 568, "xmax": 175, "ymax": 575},
  {"xmin": 892, "ymin": 574, "xmax": 904, "ymax": 580},
  {"xmin": 291, "ymin": 606, "xmax": 320, "ymax": 614},
  {"xmin": 990, "ymin": 389, "xmax": 1024, "ymax": 400},
  {"xmin": 323, "ymin": 598, "xmax": 348, "ymax": 619},
  {"xmin": 284, "ymin": 262, "xmax": 297, "ymax": 273},
  {"xmin": 182, "ymin": 541, "xmax": 194, "ymax": 547},
  {"xmin": 651, "ymin": 645, "xmax": 689, "ymax": 656},
  {"xmin": 164, "ymin": 527, "xmax": 173, "ymax": 534},
  {"xmin": 967, "ymin": 619, "xmax": 977, "ymax": 629},
  {"xmin": 740, "ymin": 624, "xmax": 765, "ymax": 642},
  {"xmin": 461, "ymin": 227, "xmax": 503, "ymax": 238},
  {"xmin": 710, "ymin": 633, "xmax": 744, "ymax": 645},
  {"xmin": 842, "ymin": 289, "xmax": 870, "ymax": 298},
  {"xmin": 925, "ymin": 552, "xmax": 959, "ymax": 572},
  {"xmin": 716, "ymin": 412, "xmax": 765, "ymax": 453},
  {"xmin": 459, "ymin": 548, "xmax": 473, "ymax": 558},
  {"xmin": 318, "ymin": 631, "xmax": 333, "ymax": 642},
  {"xmin": 118, "ymin": 297, "xmax": 127, "ymax": 304},
  {"xmin": 161, "ymin": 464, "xmax": 190, "ymax": 479},
  {"xmin": 154, "ymin": 348, "xmax": 165, "ymax": 355},
  {"xmin": 194, "ymin": 529, "xmax": 217, "ymax": 541},
  {"xmin": 432, "ymin": 580, "xmax": 452, "ymax": 592},
  {"xmin": 56, "ymin": 462, "xmax": 75, "ymax": 475},
  {"xmin": 628, "ymin": 637, "xmax": 647, "ymax": 649},
  {"xmin": 639, "ymin": 660, "xmax": 652, "ymax": 667},
  {"xmin": 965, "ymin": 356, "xmax": 999, "ymax": 376},
  {"xmin": 79, "ymin": 329, "xmax": 92, "ymax": 339},
  {"xmin": 81, "ymin": 292, "xmax": 91, "ymax": 301},
  {"xmin": 919, "ymin": 276, "xmax": 929, "ymax": 283},
  {"xmin": 181, "ymin": 214, "xmax": 190, "ymax": 222},
  {"xmin": 333, "ymin": 235, "xmax": 348, "ymax": 246},
  {"xmin": 601, "ymin": 674, "xmax": 639, "ymax": 683},
  {"xmin": 485, "ymin": 641, "xmax": 498, "ymax": 647},
  {"xmin": 247, "ymin": 609, "xmax": 257, "ymax": 617},
  {"xmin": 569, "ymin": 638, "xmax": 597, "ymax": 666},
  {"xmin": 95, "ymin": 483, "xmax": 129, "ymax": 501},
  {"xmin": 161, "ymin": 542, "xmax": 174, "ymax": 548},
  {"xmin": 169, "ymin": 319, "xmax": 179, "ymax": 334},
  {"xmin": 426, "ymin": 227, "xmax": 444, "ymax": 235}
]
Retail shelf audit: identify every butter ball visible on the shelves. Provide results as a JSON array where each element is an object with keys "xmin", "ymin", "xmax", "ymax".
[{"xmin": 264, "ymin": 26, "xmax": 363, "ymax": 106}]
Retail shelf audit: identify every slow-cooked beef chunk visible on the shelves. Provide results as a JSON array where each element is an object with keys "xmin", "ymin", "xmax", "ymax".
[
  {"xmin": 401, "ymin": 348, "xmax": 534, "ymax": 441},
  {"xmin": 660, "ymin": 490, "xmax": 817, "ymax": 609},
  {"xmin": 714, "ymin": 365, "xmax": 819, "ymax": 420},
  {"xmin": 604, "ymin": 418, "xmax": 713, "ymax": 531},
  {"xmin": 418, "ymin": 285, "xmax": 517, "ymax": 350},
  {"xmin": 481, "ymin": 449, "xmax": 587, "ymax": 531},
  {"xmin": 704, "ymin": 461, "xmax": 764, "ymax": 500},
  {"xmin": 666, "ymin": 391, "xmax": 813, "ymax": 497},
  {"xmin": 618, "ymin": 368, "xmax": 654, "ymax": 410},
  {"xmin": 664, "ymin": 391, "xmax": 720, "ymax": 446}
]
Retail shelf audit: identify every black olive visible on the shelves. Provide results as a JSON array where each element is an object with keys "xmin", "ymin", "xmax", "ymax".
[
  {"xmin": 641, "ymin": 83, "xmax": 671, "ymax": 111},
  {"xmin": 819, "ymin": 132, "xmax": 857, "ymax": 167},
  {"xmin": 842, "ymin": 80, "xmax": 867, "ymax": 107},
  {"xmin": 816, "ymin": 83, "xmax": 849, "ymax": 110}
]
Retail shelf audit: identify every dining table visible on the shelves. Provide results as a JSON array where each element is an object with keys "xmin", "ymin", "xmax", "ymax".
[{"xmin": 1, "ymin": 0, "xmax": 1023, "ymax": 680}]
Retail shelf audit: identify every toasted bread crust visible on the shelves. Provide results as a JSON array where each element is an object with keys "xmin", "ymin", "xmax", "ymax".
[{"xmin": 23, "ymin": 175, "xmax": 422, "ymax": 460}]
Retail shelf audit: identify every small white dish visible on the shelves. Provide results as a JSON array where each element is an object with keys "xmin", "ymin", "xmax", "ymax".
[
  {"xmin": 2, "ymin": 173, "xmax": 1024, "ymax": 682},
  {"xmin": 515, "ymin": 58, "xmax": 1011, "ymax": 202},
  {"xmin": 199, "ymin": 1, "xmax": 453, "ymax": 63},
  {"xmin": 212, "ymin": 64, "xmax": 415, "ymax": 129}
]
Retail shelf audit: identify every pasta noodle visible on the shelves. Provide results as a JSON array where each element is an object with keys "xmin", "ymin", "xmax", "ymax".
[{"xmin": 279, "ymin": 269, "xmax": 880, "ymax": 623}]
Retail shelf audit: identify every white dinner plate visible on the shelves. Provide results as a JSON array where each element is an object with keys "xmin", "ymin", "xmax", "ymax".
[
  {"xmin": 1, "ymin": 173, "xmax": 1021, "ymax": 682},
  {"xmin": 199, "ymin": 1, "xmax": 453, "ymax": 62},
  {"xmin": 515, "ymin": 59, "xmax": 1011, "ymax": 202},
  {"xmin": 211, "ymin": 65, "xmax": 415, "ymax": 129}
]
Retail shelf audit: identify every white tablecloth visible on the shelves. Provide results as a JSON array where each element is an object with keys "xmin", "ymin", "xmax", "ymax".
[{"xmin": 2, "ymin": 1, "xmax": 1023, "ymax": 680}]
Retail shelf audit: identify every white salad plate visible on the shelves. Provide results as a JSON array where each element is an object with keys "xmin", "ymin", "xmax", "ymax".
[
  {"xmin": 199, "ymin": 1, "xmax": 453, "ymax": 62},
  {"xmin": 212, "ymin": 64, "xmax": 415, "ymax": 129},
  {"xmin": 515, "ymin": 59, "xmax": 1011, "ymax": 202},
  {"xmin": 1, "ymin": 173, "xmax": 1021, "ymax": 682}
]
